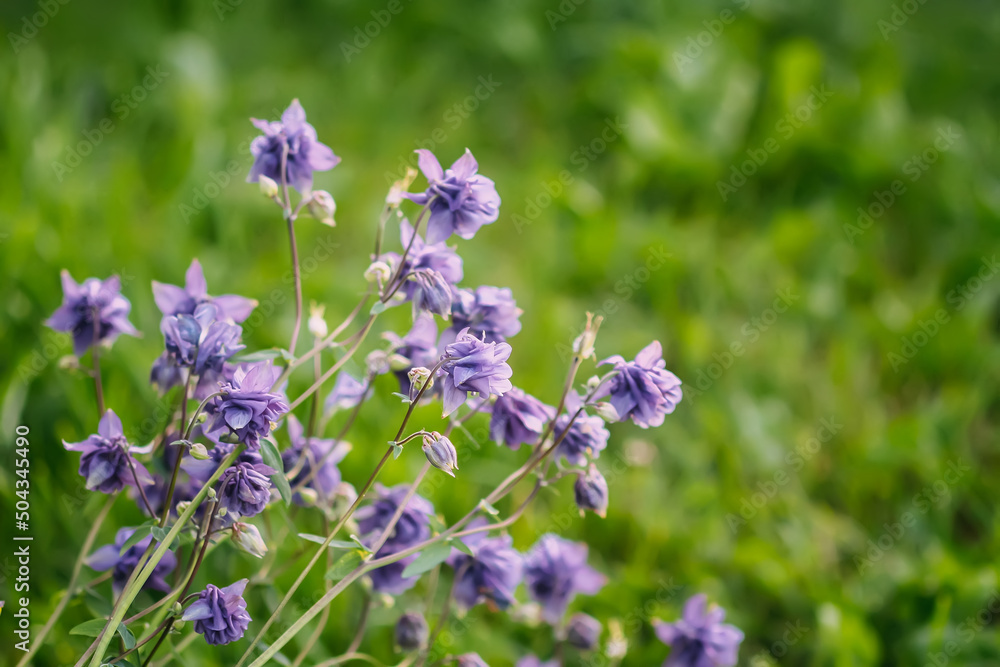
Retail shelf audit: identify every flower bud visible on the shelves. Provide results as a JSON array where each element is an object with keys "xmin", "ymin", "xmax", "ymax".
[
  {"xmin": 308, "ymin": 302, "xmax": 329, "ymax": 340},
  {"xmin": 574, "ymin": 465, "xmax": 609, "ymax": 518},
  {"xmin": 394, "ymin": 612, "xmax": 428, "ymax": 652},
  {"xmin": 422, "ymin": 432, "xmax": 459, "ymax": 477},
  {"xmin": 307, "ymin": 190, "xmax": 336, "ymax": 226},
  {"xmin": 189, "ymin": 442, "xmax": 210, "ymax": 460},
  {"xmin": 231, "ymin": 522, "xmax": 268, "ymax": 558},
  {"xmin": 407, "ymin": 367, "xmax": 434, "ymax": 402},
  {"xmin": 565, "ymin": 613, "xmax": 602, "ymax": 650},
  {"xmin": 593, "ymin": 402, "xmax": 620, "ymax": 423},
  {"xmin": 388, "ymin": 353, "xmax": 412, "ymax": 372},
  {"xmin": 259, "ymin": 174, "xmax": 279, "ymax": 199},
  {"xmin": 572, "ymin": 312, "xmax": 603, "ymax": 360},
  {"xmin": 175, "ymin": 501, "xmax": 191, "ymax": 516},
  {"xmin": 364, "ymin": 260, "xmax": 392, "ymax": 284},
  {"xmin": 296, "ymin": 487, "xmax": 319, "ymax": 506},
  {"xmin": 606, "ymin": 619, "xmax": 628, "ymax": 660}
]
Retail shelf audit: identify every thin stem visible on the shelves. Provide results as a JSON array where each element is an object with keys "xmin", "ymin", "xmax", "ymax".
[
  {"xmin": 160, "ymin": 373, "xmax": 196, "ymax": 529},
  {"xmin": 287, "ymin": 216, "xmax": 304, "ymax": 356},
  {"xmin": 126, "ymin": 456, "xmax": 157, "ymax": 520},
  {"xmin": 313, "ymin": 654, "xmax": 386, "ymax": 667},
  {"xmin": 105, "ymin": 617, "xmax": 174, "ymax": 664},
  {"xmin": 90, "ymin": 309, "xmax": 106, "ymax": 416},
  {"xmin": 16, "ymin": 494, "xmax": 116, "ymax": 667},
  {"xmin": 383, "ymin": 203, "xmax": 431, "ymax": 298},
  {"xmin": 287, "ymin": 314, "xmax": 377, "ymax": 411}
]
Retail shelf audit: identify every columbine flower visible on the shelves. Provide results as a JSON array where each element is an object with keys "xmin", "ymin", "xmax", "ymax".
[
  {"xmin": 422, "ymin": 431, "xmax": 459, "ymax": 477},
  {"xmin": 247, "ymin": 99, "xmax": 340, "ymax": 193},
  {"xmin": 404, "ymin": 149, "xmax": 500, "ymax": 243},
  {"xmin": 574, "ymin": 465, "xmax": 609, "ymax": 518},
  {"xmin": 356, "ymin": 484, "xmax": 435, "ymax": 595},
  {"xmin": 208, "ymin": 362, "xmax": 288, "ymax": 451},
  {"xmin": 439, "ymin": 328, "xmax": 513, "ymax": 417},
  {"xmin": 160, "ymin": 303, "xmax": 245, "ymax": 377},
  {"xmin": 384, "ymin": 314, "xmax": 440, "ymax": 392},
  {"xmin": 554, "ymin": 409, "xmax": 610, "ymax": 466},
  {"xmin": 182, "ymin": 579, "xmax": 252, "ymax": 646},
  {"xmin": 653, "ymin": 594, "xmax": 744, "ymax": 667},
  {"xmin": 152, "ymin": 259, "xmax": 257, "ymax": 324},
  {"xmin": 523, "ymin": 534, "xmax": 606, "ymax": 624},
  {"xmin": 490, "ymin": 388, "xmax": 554, "ymax": 450},
  {"xmin": 281, "ymin": 415, "xmax": 351, "ymax": 505},
  {"xmin": 46, "ymin": 271, "xmax": 138, "ymax": 356},
  {"xmin": 324, "ymin": 371, "xmax": 369, "ymax": 413},
  {"xmin": 381, "ymin": 219, "xmax": 464, "ymax": 297},
  {"xmin": 409, "ymin": 270, "xmax": 455, "ymax": 319},
  {"xmin": 565, "ymin": 613, "xmax": 602, "ymax": 650},
  {"xmin": 597, "ymin": 341, "xmax": 682, "ymax": 429},
  {"xmin": 449, "ymin": 286, "xmax": 522, "ymax": 343},
  {"xmin": 448, "ymin": 522, "xmax": 522, "ymax": 611},
  {"xmin": 87, "ymin": 527, "xmax": 177, "ymax": 597},
  {"xmin": 230, "ymin": 522, "xmax": 268, "ymax": 558},
  {"xmin": 307, "ymin": 190, "xmax": 337, "ymax": 226},
  {"xmin": 63, "ymin": 410, "xmax": 153, "ymax": 494},
  {"xmin": 394, "ymin": 612, "xmax": 429, "ymax": 652},
  {"xmin": 217, "ymin": 462, "xmax": 276, "ymax": 518}
]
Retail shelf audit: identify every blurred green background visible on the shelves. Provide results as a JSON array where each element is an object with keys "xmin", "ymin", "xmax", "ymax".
[{"xmin": 2, "ymin": 0, "xmax": 999, "ymax": 665}]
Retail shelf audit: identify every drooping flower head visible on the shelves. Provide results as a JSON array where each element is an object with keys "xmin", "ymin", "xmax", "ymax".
[
  {"xmin": 63, "ymin": 409, "xmax": 154, "ymax": 494},
  {"xmin": 182, "ymin": 579, "xmax": 252, "ymax": 646},
  {"xmin": 598, "ymin": 341, "xmax": 682, "ymax": 429},
  {"xmin": 46, "ymin": 271, "xmax": 138, "ymax": 356},
  {"xmin": 395, "ymin": 612, "xmax": 429, "ymax": 652},
  {"xmin": 404, "ymin": 149, "xmax": 501, "ymax": 244},
  {"xmin": 247, "ymin": 99, "xmax": 340, "ymax": 193},
  {"xmin": 217, "ymin": 461, "xmax": 276, "ymax": 518},
  {"xmin": 490, "ymin": 388, "xmax": 554, "ymax": 450},
  {"xmin": 554, "ymin": 400, "xmax": 610, "ymax": 466},
  {"xmin": 422, "ymin": 431, "xmax": 459, "ymax": 476},
  {"xmin": 356, "ymin": 484, "xmax": 436, "ymax": 595},
  {"xmin": 160, "ymin": 303, "xmax": 245, "ymax": 378},
  {"xmin": 410, "ymin": 270, "xmax": 455, "ymax": 319},
  {"xmin": 565, "ymin": 612, "xmax": 602, "ymax": 650},
  {"xmin": 439, "ymin": 328, "xmax": 513, "ymax": 417},
  {"xmin": 524, "ymin": 534, "xmax": 606, "ymax": 624},
  {"xmin": 208, "ymin": 362, "xmax": 288, "ymax": 451},
  {"xmin": 281, "ymin": 414, "xmax": 351, "ymax": 505},
  {"xmin": 653, "ymin": 594, "xmax": 744, "ymax": 667},
  {"xmin": 574, "ymin": 465, "xmax": 609, "ymax": 518},
  {"xmin": 381, "ymin": 219, "xmax": 464, "ymax": 299},
  {"xmin": 88, "ymin": 526, "xmax": 177, "ymax": 597},
  {"xmin": 449, "ymin": 286, "xmax": 522, "ymax": 343},
  {"xmin": 152, "ymin": 259, "xmax": 257, "ymax": 324},
  {"xmin": 448, "ymin": 522, "xmax": 523, "ymax": 611}
]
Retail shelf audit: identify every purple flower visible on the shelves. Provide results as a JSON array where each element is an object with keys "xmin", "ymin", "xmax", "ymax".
[
  {"xmin": 152, "ymin": 259, "xmax": 257, "ymax": 324},
  {"xmin": 448, "ymin": 523, "xmax": 522, "ymax": 611},
  {"xmin": 208, "ymin": 362, "xmax": 288, "ymax": 450},
  {"xmin": 247, "ymin": 99, "xmax": 340, "ymax": 193},
  {"xmin": 88, "ymin": 527, "xmax": 177, "ymax": 597},
  {"xmin": 46, "ymin": 271, "xmax": 138, "ymax": 356},
  {"xmin": 160, "ymin": 303, "xmax": 245, "ymax": 377},
  {"xmin": 217, "ymin": 462, "xmax": 276, "ymax": 518},
  {"xmin": 598, "ymin": 341, "xmax": 682, "ymax": 429},
  {"xmin": 182, "ymin": 579, "xmax": 252, "ymax": 646},
  {"xmin": 324, "ymin": 371, "xmax": 369, "ymax": 413},
  {"xmin": 381, "ymin": 219, "xmax": 464, "ymax": 298},
  {"xmin": 565, "ymin": 612, "xmax": 602, "ymax": 650},
  {"xmin": 281, "ymin": 415, "xmax": 350, "ymax": 504},
  {"xmin": 182, "ymin": 432, "xmax": 264, "ymax": 483},
  {"xmin": 490, "ymin": 388, "xmax": 554, "ymax": 450},
  {"xmin": 439, "ymin": 328, "xmax": 513, "ymax": 417},
  {"xmin": 395, "ymin": 612, "xmax": 429, "ymax": 651},
  {"xmin": 524, "ymin": 534, "xmax": 606, "ymax": 624},
  {"xmin": 574, "ymin": 465, "xmax": 609, "ymax": 518},
  {"xmin": 455, "ymin": 654, "xmax": 490, "ymax": 667},
  {"xmin": 63, "ymin": 410, "xmax": 154, "ymax": 494},
  {"xmin": 554, "ymin": 408, "xmax": 610, "ymax": 466},
  {"xmin": 516, "ymin": 657, "xmax": 559, "ymax": 667},
  {"xmin": 384, "ymin": 314, "xmax": 440, "ymax": 391},
  {"xmin": 449, "ymin": 286, "xmax": 522, "ymax": 343},
  {"xmin": 356, "ymin": 483, "xmax": 435, "ymax": 552},
  {"xmin": 653, "ymin": 594, "xmax": 744, "ymax": 667},
  {"xmin": 410, "ymin": 270, "xmax": 455, "ymax": 319},
  {"xmin": 404, "ymin": 149, "xmax": 500, "ymax": 244},
  {"xmin": 422, "ymin": 431, "xmax": 459, "ymax": 476},
  {"xmin": 367, "ymin": 554, "xmax": 421, "ymax": 596}
]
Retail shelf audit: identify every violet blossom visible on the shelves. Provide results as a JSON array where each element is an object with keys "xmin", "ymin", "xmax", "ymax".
[
  {"xmin": 63, "ymin": 409, "xmax": 153, "ymax": 494},
  {"xmin": 439, "ymin": 328, "xmax": 513, "ymax": 417},
  {"xmin": 152, "ymin": 259, "xmax": 257, "ymax": 323},
  {"xmin": 217, "ymin": 461, "xmax": 276, "ymax": 518},
  {"xmin": 247, "ymin": 99, "xmax": 339, "ymax": 193},
  {"xmin": 46, "ymin": 271, "xmax": 138, "ymax": 356},
  {"xmin": 448, "ymin": 286, "xmax": 522, "ymax": 343},
  {"xmin": 597, "ymin": 341, "xmax": 682, "ymax": 429},
  {"xmin": 404, "ymin": 149, "xmax": 501, "ymax": 244},
  {"xmin": 281, "ymin": 414, "xmax": 351, "ymax": 505},
  {"xmin": 87, "ymin": 526, "xmax": 177, "ymax": 597},
  {"xmin": 207, "ymin": 362, "xmax": 288, "ymax": 450},
  {"xmin": 448, "ymin": 521, "xmax": 522, "ymax": 611},
  {"xmin": 490, "ymin": 387, "xmax": 554, "ymax": 450},
  {"xmin": 182, "ymin": 579, "xmax": 252, "ymax": 646},
  {"xmin": 653, "ymin": 594, "xmax": 744, "ymax": 667},
  {"xmin": 523, "ymin": 534, "xmax": 606, "ymax": 623}
]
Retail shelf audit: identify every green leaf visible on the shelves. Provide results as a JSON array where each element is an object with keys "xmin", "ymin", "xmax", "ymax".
[
  {"xmin": 232, "ymin": 349, "xmax": 287, "ymax": 363},
  {"xmin": 297, "ymin": 533, "xmax": 358, "ymax": 549},
  {"xmin": 392, "ymin": 443, "xmax": 403, "ymax": 459},
  {"xmin": 325, "ymin": 550, "xmax": 364, "ymax": 580},
  {"xmin": 402, "ymin": 541, "xmax": 452, "ymax": 578},
  {"xmin": 349, "ymin": 534, "xmax": 372, "ymax": 553},
  {"xmin": 370, "ymin": 301, "xmax": 387, "ymax": 315},
  {"xmin": 70, "ymin": 619, "xmax": 110, "ymax": 638},
  {"xmin": 450, "ymin": 538, "xmax": 474, "ymax": 557},
  {"xmin": 150, "ymin": 526, "xmax": 170, "ymax": 543},
  {"xmin": 167, "ymin": 439, "xmax": 192, "ymax": 448},
  {"xmin": 260, "ymin": 437, "xmax": 292, "ymax": 506},
  {"xmin": 117, "ymin": 623, "xmax": 136, "ymax": 650},
  {"xmin": 118, "ymin": 522, "xmax": 155, "ymax": 556}
]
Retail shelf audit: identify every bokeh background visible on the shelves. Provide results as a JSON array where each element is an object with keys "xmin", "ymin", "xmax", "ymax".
[{"xmin": 2, "ymin": 0, "xmax": 999, "ymax": 665}]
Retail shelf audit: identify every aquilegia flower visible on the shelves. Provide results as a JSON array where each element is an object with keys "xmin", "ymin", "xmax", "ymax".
[
  {"xmin": 449, "ymin": 286, "xmax": 522, "ymax": 343},
  {"xmin": 324, "ymin": 371, "xmax": 369, "ymax": 413},
  {"xmin": 574, "ymin": 465, "xmax": 609, "ymax": 518},
  {"xmin": 404, "ymin": 149, "xmax": 501, "ymax": 244},
  {"xmin": 448, "ymin": 523, "xmax": 523, "ymax": 611},
  {"xmin": 217, "ymin": 461, "xmax": 276, "ymax": 518},
  {"xmin": 381, "ymin": 219, "xmax": 464, "ymax": 296},
  {"xmin": 394, "ymin": 612, "xmax": 429, "ymax": 652},
  {"xmin": 422, "ymin": 431, "xmax": 459, "ymax": 476},
  {"xmin": 554, "ymin": 405, "xmax": 610, "ymax": 465},
  {"xmin": 409, "ymin": 269, "xmax": 455, "ymax": 319},
  {"xmin": 182, "ymin": 579, "xmax": 252, "ymax": 646},
  {"xmin": 208, "ymin": 362, "xmax": 288, "ymax": 450},
  {"xmin": 152, "ymin": 259, "xmax": 257, "ymax": 324},
  {"xmin": 88, "ymin": 526, "xmax": 177, "ymax": 597},
  {"xmin": 46, "ymin": 271, "xmax": 138, "ymax": 356},
  {"xmin": 247, "ymin": 99, "xmax": 340, "ymax": 193},
  {"xmin": 160, "ymin": 303, "xmax": 244, "ymax": 377},
  {"xmin": 384, "ymin": 313, "xmax": 440, "ymax": 392},
  {"xmin": 63, "ymin": 409, "xmax": 153, "ymax": 494},
  {"xmin": 439, "ymin": 328, "xmax": 513, "ymax": 417},
  {"xmin": 282, "ymin": 414, "xmax": 351, "ymax": 504},
  {"xmin": 357, "ymin": 484, "xmax": 436, "ymax": 595},
  {"xmin": 653, "ymin": 594, "xmax": 744, "ymax": 667},
  {"xmin": 565, "ymin": 612, "xmax": 602, "ymax": 650},
  {"xmin": 598, "ymin": 341, "xmax": 682, "ymax": 429},
  {"xmin": 523, "ymin": 534, "xmax": 606, "ymax": 623},
  {"xmin": 490, "ymin": 387, "xmax": 554, "ymax": 450}
]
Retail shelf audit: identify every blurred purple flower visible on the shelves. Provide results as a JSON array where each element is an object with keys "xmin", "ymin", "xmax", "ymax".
[
  {"xmin": 208, "ymin": 362, "xmax": 288, "ymax": 451},
  {"xmin": 404, "ymin": 149, "xmax": 500, "ymax": 243},
  {"xmin": 247, "ymin": 99, "xmax": 340, "ymax": 193},
  {"xmin": 448, "ymin": 286, "xmax": 522, "ymax": 343},
  {"xmin": 356, "ymin": 483, "xmax": 436, "ymax": 595},
  {"xmin": 160, "ymin": 303, "xmax": 244, "ymax": 378},
  {"xmin": 384, "ymin": 313, "xmax": 440, "ymax": 392},
  {"xmin": 448, "ymin": 523, "xmax": 522, "ymax": 611},
  {"xmin": 524, "ymin": 534, "xmax": 606, "ymax": 624},
  {"xmin": 410, "ymin": 269, "xmax": 455, "ymax": 319},
  {"xmin": 574, "ymin": 465, "xmax": 609, "ymax": 518},
  {"xmin": 490, "ymin": 388, "xmax": 554, "ymax": 450},
  {"xmin": 152, "ymin": 259, "xmax": 257, "ymax": 324},
  {"xmin": 597, "ymin": 341, "xmax": 682, "ymax": 429},
  {"xmin": 395, "ymin": 612, "xmax": 428, "ymax": 651},
  {"xmin": 88, "ymin": 526, "xmax": 177, "ymax": 597},
  {"xmin": 324, "ymin": 371, "xmax": 369, "ymax": 413},
  {"xmin": 554, "ymin": 408, "xmax": 610, "ymax": 466},
  {"xmin": 217, "ymin": 461, "xmax": 276, "ymax": 518},
  {"xmin": 439, "ymin": 328, "xmax": 513, "ymax": 417},
  {"xmin": 46, "ymin": 271, "xmax": 138, "ymax": 356},
  {"xmin": 653, "ymin": 594, "xmax": 744, "ymax": 667},
  {"xmin": 381, "ymin": 219, "xmax": 464, "ymax": 298},
  {"xmin": 516, "ymin": 657, "xmax": 559, "ymax": 667},
  {"xmin": 455, "ymin": 654, "xmax": 490, "ymax": 667},
  {"xmin": 281, "ymin": 415, "xmax": 350, "ymax": 505},
  {"xmin": 63, "ymin": 409, "xmax": 153, "ymax": 494},
  {"xmin": 182, "ymin": 579, "xmax": 252, "ymax": 646},
  {"xmin": 566, "ymin": 612, "xmax": 602, "ymax": 650}
]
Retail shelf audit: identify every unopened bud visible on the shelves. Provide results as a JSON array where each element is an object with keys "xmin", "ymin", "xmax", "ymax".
[
  {"xmin": 593, "ymin": 402, "xmax": 620, "ymax": 423},
  {"xmin": 394, "ymin": 611, "xmax": 429, "ymax": 652},
  {"xmin": 422, "ymin": 432, "xmax": 459, "ymax": 477},
  {"xmin": 572, "ymin": 312, "xmax": 603, "ymax": 360},
  {"xmin": 309, "ymin": 302, "xmax": 329, "ymax": 339},
  {"xmin": 231, "ymin": 522, "xmax": 268, "ymax": 558},
  {"xmin": 407, "ymin": 367, "xmax": 434, "ymax": 401},
  {"xmin": 565, "ymin": 613, "xmax": 602, "ymax": 650},
  {"xmin": 606, "ymin": 619, "xmax": 628, "ymax": 659},
  {"xmin": 364, "ymin": 260, "xmax": 392, "ymax": 284},
  {"xmin": 387, "ymin": 168, "xmax": 418, "ymax": 205},
  {"xmin": 259, "ymin": 174, "xmax": 279, "ymax": 199},
  {"xmin": 307, "ymin": 190, "xmax": 336, "ymax": 226},
  {"xmin": 189, "ymin": 442, "xmax": 210, "ymax": 460},
  {"xmin": 388, "ymin": 353, "xmax": 411, "ymax": 371}
]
